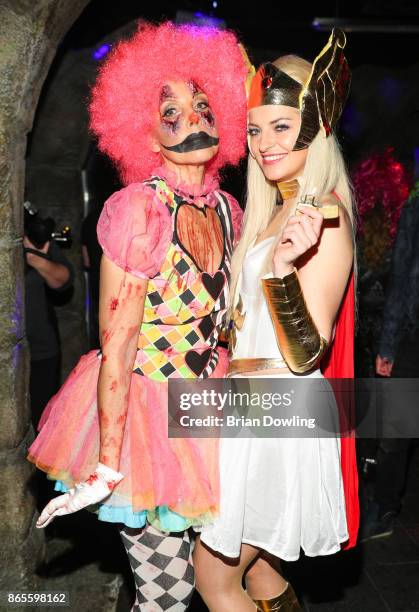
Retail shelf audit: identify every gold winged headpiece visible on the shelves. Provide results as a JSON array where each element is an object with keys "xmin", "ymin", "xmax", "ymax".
[{"xmin": 248, "ymin": 28, "xmax": 351, "ymax": 150}]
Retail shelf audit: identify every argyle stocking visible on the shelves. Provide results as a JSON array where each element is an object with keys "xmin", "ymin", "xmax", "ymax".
[{"xmin": 119, "ymin": 524, "xmax": 195, "ymax": 611}]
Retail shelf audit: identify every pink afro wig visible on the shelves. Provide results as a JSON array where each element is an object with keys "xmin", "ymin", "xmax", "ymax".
[{"xmin": 89, "ymin": 21, "xmax": 248, "ymax": 184}]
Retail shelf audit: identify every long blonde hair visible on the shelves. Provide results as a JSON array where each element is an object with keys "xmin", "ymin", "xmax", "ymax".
[{"xmin": 230, "ymin": 54, "xmax": 357, "ymax": 314}]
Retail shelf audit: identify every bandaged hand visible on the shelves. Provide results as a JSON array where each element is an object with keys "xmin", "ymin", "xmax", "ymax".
[{"xmin": 36, "ymin": 462, "xmax": 124, "ymax": 528}]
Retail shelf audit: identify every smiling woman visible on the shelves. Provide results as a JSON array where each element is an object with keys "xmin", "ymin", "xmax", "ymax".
[
  {"xmin": 247, "ymin": 104, "xmax": 307, "ymax": 181},
  {"xmin": 194, "ymin": 29, "xmax": 359, "ymax": 612}
]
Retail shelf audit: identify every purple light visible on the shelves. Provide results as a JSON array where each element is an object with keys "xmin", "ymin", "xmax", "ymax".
[
  {"xmin": 192, "ymin": 12, "xmax": 224, "ymax": 27},
  {"xmin": 378, "ymin": 77, "xmax": 402, "ymax": 109},
  {"xmin": 12, "ymin": 282, "xmax": 23, "ymax": 338},
  {"xmin": 176, "ymin": 9, "xmax": 225, "ymax": 28},
  {"xmin": 341, "ymin": 103, "xmax": 364, "ymax": 139},
  {"xmin": 12, "ymin": 343, "xmax": 22, "ymax": 372},
  {"xmin": 93, "ymin": 44, "xmax": 111, "ymax": 61},
  {"xmin": 414, "ymin": 147, "xmax": 419, "ymax": 178}
]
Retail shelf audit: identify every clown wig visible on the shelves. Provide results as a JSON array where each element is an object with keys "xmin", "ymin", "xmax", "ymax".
[{"xmin": 89, "ymin": 21, "xmax": 248, "ymax": 184}]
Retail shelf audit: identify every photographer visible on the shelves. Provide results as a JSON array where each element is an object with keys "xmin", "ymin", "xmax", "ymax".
[{"xmin": 24, "ymin": 217, "xmax": 74, "ymax": 431}]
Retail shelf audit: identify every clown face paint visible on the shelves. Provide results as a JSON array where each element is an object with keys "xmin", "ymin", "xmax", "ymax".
[
  {"xmin": 247, "ymin": 104, "xmax": 308, "ymax": 183},
  {"xmin": 152, "ymin": 81, "xmax": 219, "ymax": 166},
  {"xmin": 162, "ymin": 132, "xmax": 219, "ymax": 153}
]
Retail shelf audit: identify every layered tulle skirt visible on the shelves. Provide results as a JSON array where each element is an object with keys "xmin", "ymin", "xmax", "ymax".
[{"xmin": 27, "ymin": 349, "xmax": 228, "ymax": 531}]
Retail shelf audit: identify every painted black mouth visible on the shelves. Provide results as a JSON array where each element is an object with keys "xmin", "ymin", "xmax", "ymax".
[{"xmin": 162, "ymin": 131, "xmax": 219, "ymax": 153}]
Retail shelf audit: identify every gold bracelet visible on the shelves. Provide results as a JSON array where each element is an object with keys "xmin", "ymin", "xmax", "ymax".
[{"xmin": 261, "ymin": 270, "xmax": 328, "ymax": 373}]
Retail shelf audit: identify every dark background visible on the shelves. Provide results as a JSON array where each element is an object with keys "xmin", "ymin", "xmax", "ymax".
[{"xmin": 58, "ymin": 0, "xmax": 419, "ymax": 181}]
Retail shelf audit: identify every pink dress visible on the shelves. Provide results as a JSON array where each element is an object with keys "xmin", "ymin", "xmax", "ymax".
[{"xmin": 27, "ymin": 165, "xmax": 242, "ymax": 531}]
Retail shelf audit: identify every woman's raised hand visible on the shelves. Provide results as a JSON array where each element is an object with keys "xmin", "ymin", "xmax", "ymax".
[{"xmin": 273, "ymin": 206, "xmax": 324, "ymax": 277}]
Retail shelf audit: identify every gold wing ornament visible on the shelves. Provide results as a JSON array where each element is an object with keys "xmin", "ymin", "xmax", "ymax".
[
  {"xmin": 299, "ymin": 28, "xmax": 351, "ymax": 139},
  {"xmin": 238, "ymin": 43, "xmax": 256, "ymax": 101}
]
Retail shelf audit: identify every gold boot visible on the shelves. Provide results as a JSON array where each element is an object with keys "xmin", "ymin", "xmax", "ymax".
[{"xmin": 252, "ymin": 582, "xmax": 302, "ymax": 611}]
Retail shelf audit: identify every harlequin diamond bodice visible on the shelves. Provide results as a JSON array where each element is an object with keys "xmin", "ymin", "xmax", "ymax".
[{"xmin": 133, "ymin": 175, "xmax": 235, "ymax": 381}]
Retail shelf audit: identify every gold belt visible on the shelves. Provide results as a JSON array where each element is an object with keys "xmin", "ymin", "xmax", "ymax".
[{"xmin": 228, "ymin": 357, "xmax": 289, "ymax": 377}]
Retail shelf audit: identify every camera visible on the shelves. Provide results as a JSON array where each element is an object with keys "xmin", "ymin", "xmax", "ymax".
[{"xmin": 24, "ymin": 201, "xmax": 72, "ymax": 249}]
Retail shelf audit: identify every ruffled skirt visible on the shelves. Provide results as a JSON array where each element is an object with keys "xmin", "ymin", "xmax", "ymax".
[
  {"xmin": 196, "ymin": 369, "xmax": 349, "ymax": 561},
  {"xmin": 27, "ymin": 348, "xmax": 228, "ymax": 531}
]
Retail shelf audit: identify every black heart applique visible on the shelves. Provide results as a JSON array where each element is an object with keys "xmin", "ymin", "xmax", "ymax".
[
  {"xmin": 198, "ymin": 315, "xmax": 216, "ymax": 341},
  {"xmin": 201, "ymin": 271, "xmax": 225, "ymax": 301},
  {"xmin": 185, "ymin": 348, "xmax": 213, "ymax": 376}
]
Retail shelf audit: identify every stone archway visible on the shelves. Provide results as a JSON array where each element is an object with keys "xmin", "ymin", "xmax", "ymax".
[
  {"xmin": 0, "ymin": 0, "xmax": 90, "ymax": 589},
  {"xmin": 25, "ymin": 20, "xmax": 138, "ymax": 377}
]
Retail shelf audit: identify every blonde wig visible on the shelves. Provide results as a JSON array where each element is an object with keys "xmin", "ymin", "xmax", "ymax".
[{"xmin": 229, "ymin": 54, "xmax": 357, "ymax": 316}]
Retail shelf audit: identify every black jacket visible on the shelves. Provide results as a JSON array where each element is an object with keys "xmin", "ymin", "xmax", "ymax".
[{"xmin": 378, "ymin": 181, "xmax": 419, "ymax": 361}]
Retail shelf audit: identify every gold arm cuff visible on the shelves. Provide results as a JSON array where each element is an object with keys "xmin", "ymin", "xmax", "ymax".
[
  {"xmin": 261, "ymin": 271, "xmax": 328, "ymax": 374},
  {"xmin": 228, "ymin": 358, "xmax": 289, "ymax": 377}
]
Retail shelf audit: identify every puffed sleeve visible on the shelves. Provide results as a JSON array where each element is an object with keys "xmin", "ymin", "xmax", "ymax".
[{"xmin": 97, "ymin": 183, "xmax": 172, "ymax": 279}]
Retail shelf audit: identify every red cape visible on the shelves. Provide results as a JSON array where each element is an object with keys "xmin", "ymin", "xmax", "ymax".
[{"xmin": 321, "ymin": 270, "xmax": 359, "ymax": 549}]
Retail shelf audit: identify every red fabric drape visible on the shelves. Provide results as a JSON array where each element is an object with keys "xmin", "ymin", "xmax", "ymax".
[{"xmin": 321, "ymin": 270, "xmax": 359, "ymax": 549}]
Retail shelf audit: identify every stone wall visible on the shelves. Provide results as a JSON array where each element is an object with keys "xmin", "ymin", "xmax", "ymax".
[{"xmin": 0, "ymin": 0, "xmax": 90, "ymax": 591}]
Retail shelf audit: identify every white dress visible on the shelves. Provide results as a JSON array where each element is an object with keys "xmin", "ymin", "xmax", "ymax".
[{"xmin": 198, "ymin": 237, "xmax": 349, "ymax": 561}]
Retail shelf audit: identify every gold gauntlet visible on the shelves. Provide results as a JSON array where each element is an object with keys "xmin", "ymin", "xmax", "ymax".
[{"xmin": 261, "ymin": 270, "xmax": 328, "ymax": 374}]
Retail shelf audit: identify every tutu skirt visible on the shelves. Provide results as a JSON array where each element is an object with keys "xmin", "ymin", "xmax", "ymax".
[{"xmin": 27, "ymin": 348, "xmax": 228, "ymax": 531}]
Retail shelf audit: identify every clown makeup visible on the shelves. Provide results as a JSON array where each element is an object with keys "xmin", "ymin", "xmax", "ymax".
[
  {"xmin": 188, "ymin": 81, "xmax": 216, "ymax": 129},
  {"xmin": 152, "ymin": 80, "xmax": 219, "ymax": 165},
  {"xmin": 160, "ymin": 84, "xmax": 181, "ymax": 134},
  {"xmin": 247, "ymin": 104, "xmax": 308, "ymax": 183}
]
